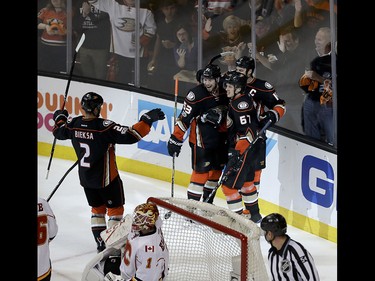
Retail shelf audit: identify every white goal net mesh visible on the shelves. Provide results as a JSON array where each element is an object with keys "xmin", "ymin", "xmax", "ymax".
[{"xmin": 147, "ymin": 197, "xmax": 269, "ymax": 281}]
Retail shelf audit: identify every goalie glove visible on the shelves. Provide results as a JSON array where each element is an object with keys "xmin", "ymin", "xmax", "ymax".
[
  {"xmin": 259, "ymin": 110, "xmax": 278, "ymax": 128},
  {"xmin": 104, "ymin": 272, "xmax": 125, "ymax": 281},
  {"xmin": 53, "ymin": 109, "xmax": 68, "ymax": 127},
  {"xmin": 167, "ymin": 135, "xmax": 183, "ymax": 157}
]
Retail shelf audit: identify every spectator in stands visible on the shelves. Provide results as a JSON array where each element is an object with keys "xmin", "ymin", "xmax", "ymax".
[
  {"xmin": 204, "ymin": 15, "xmax": 248, "ymax": 71},
  {"xmin": 260, "ymin": 213, "xmax": 320, "ymax": 280},
  {"xmin": 173, "ymin": 22, "xmax": 199, "ymax": 94},
  {"xmin": 273, "ymin": 0, "xmax": 304, "ymax": 29},
  {"xmin": 37, "ymin": 0, "xmax": 67, "ymax": 74},
  {"xmin": 298, "ymin": 0, "xmax": 336, "ymax": 46},
  {"xmin": 148, "ymin": 0, "xmax": 181, "ymax": 94},
  {"xmin": 174, "ymin": 22, "xmax": 198, "ymax": 71},
  {"xmin": 246, "ymin": 17, "xmax": 279, "ymax": 82},
  {"xmin": 88, "ymin": 0, "xmax": 156, "ymax": 87},
  {"xmin": 299, "ymin": 26, "xmax": 335, "ymax": 145},
  {"xmin": 267, "ymin": 25, "xmax": 315, "ymax": 133},
  {"xmin": 74, "ymin": 0, "xmax": 111, "ymax": 80},
  {"xmin": 38, "ymin": 197, "xmax": 58, "ymax": 281}
]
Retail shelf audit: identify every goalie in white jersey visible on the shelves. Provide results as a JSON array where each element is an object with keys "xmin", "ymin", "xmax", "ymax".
[
  {"xmin": 82, "ymin": 202, "xmax": 169, "ymax": 281},
  {"xmin": 37, "ymin": 197, "xmax": 58, "ymax": 281}
]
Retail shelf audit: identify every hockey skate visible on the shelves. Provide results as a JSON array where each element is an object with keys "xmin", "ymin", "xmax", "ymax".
[{"xmin": 250, "ymin": 213, "xmax": 262, "ymax": 224}]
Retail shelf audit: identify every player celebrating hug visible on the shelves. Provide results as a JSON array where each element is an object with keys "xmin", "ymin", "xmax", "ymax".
[
  {"xmin": 221, "ymin": 71, "xmax": 263, "ymax": 223},
  {"xmin": 52, "ymin": 92, "xmax": 165, "ymax": 253},
  {"xmin": 167, "ymin": 64, "xmax": 229, "ymax": 203},
  {"xmin": 235, "ymin": 56, "xmax": 286, "ymax": 195}
]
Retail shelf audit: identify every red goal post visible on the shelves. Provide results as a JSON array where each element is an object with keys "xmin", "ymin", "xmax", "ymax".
[{"xmin": 147, "ymin": 197, "xmax": 269, "ymax": 281}]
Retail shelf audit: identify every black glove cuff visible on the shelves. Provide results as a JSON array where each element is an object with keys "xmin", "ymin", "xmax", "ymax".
[
  {"xmin": 169, "ymin": 135, "xmax": 183, "ymax": 147},
  {"xmin": 140, "ymin": 113, "xmax": 153, "ymax": 126}
]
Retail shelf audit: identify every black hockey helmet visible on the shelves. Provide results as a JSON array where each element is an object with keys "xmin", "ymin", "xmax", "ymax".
[
  {"xmin": 260, "ymin": 213, "xmax": 287, "ymax": 236},
  {"xmin": 196, "ymin": 68, "xmax": 204, "ymax": 83},
  {"xmin": 81, "ymin": 92, "xmax": 103, "ymax": 115},
  {"xmin": 236, "ymin": 56, "xmax": 255, "ymax": 74},
  {"xmin": 224, "ymin": 71, "xmax": 247, "ymax": 93},
  {"xmin": 202, "ymin": 64, "xmax": 221, "ymax": 79}
]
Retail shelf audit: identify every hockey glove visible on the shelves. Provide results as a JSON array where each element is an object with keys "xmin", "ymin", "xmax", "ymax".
[
  {"xmin": 223, "ymin": 148, "xmax": 242, "ymax": 177},
  {"xmin": 259, "ymin": 110, "xmax": 278, "ymax": 128},
  {"xmin": 167, "ymin": 135, "xmax": 183, "ymax": 157},
  {"xmin": 140, "ymin": 108, "xmax": 165, "ymax": 126},
  {"xmin": 53, "ymin": 109, "xmax": 68, "ymax": 127},
  {"xmin": 200, "ymin": 107, "xmax": 223, "ymax": 128}
]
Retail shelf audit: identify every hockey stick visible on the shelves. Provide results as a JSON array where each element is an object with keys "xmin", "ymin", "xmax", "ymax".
[
  {"xmin": 165, "ymin": 79, "xmax": 179, "ymax": 219},
  {"xmin": 46, "ymin": 33, "xmax": 86, "ymax": 180},
  {"xmin": 203, "ymin": 119, "xmax": 273, "ymax": 203},
  {"xmin": 208, "ymin": 51, "xmax": 235, "ymax": 64},
  {"xmin": 47, "ymin": 160, "xmax": 79, "ymax": 202}
]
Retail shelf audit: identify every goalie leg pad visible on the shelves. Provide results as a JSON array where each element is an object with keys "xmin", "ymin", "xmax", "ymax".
[{"xmin": 101, "ymin": 214, "xmax": 132, "ymax": 249}]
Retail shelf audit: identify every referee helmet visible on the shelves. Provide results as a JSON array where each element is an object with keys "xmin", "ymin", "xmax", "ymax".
[{"xmin": 260, "ymin": 213, "xmax": 287, "ymax": 236}]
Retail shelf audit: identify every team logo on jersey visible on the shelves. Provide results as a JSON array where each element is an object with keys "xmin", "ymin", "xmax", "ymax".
[
  {"xmin": 186, "ymin": 91, "xmax": 195, "ymax": 101},
  {"xmin": 117, "ymin": 18, "xmax": 136, "ymax": 32},
  {"xmin": 281, "ymin": 259, "xmax": 291, "ymax": 273},
  {"xmin": 103, "ymin": 120, "xmax": 113, "ymax": 127},
  {"xmin": 237, "ymin": 101, "xmax": 249, "ymax": 110},
  {"xmin": 265, "ymin": 82, "xmax": 273, "ymax": 89}
]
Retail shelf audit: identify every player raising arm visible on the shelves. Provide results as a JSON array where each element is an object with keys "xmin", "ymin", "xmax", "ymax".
[
  {"xmin": 52, "ymin": 92, "xmax": 165, "ymax": 253},
  {"xmin": 235, "ymin": 56, "xmax": 286, "ymax": 193}
]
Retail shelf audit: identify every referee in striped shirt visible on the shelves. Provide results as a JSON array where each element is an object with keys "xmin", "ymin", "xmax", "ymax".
[{"xmin": 260, "ymin": 213, "xmax": 320, "ymax": 281}]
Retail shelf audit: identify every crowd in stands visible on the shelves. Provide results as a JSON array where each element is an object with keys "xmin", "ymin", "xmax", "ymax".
[{"xmin": 38, "ymin": 0, "xmax": 337, "ymax": 146}]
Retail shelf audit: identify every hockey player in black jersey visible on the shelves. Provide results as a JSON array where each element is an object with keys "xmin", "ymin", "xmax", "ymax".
[
  {"xmin": 221, "ymin": 71, "xmax": 263, "ymax": 223},
  {"xmin": 235, "ymin": 56, "xmax": 286, "ymax": 195},
  {"xmin": 167, "ymin": 64, "xmax": 229, "ymax": 203},
  {"xmin": 52, "ymin": 92, "xmax": 165, "ymax": 252}
]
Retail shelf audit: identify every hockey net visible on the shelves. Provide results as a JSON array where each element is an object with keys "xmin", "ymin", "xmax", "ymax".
[{"xmin": 147, "ymin": 197, "xmax": 269, "ymax": 281}]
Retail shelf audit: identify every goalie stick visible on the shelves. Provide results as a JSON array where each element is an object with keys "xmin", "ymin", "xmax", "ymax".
[
  {"xmin": 46, "ymin": 33, "xmax": 86, "ymax": 180},
  {"xmin": 203, "ymin": 119, "xmax": 273, "ymax": 203}
]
